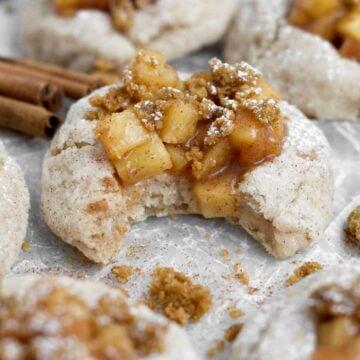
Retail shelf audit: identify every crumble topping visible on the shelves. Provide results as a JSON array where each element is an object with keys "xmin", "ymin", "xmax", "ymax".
[
  {"xmin": 91, "ymin": 49, "xmax": 284, "ymax": 218},
  {"xmin": 112, "ymin": 265, "xmax": 133, "ymax": 283},
  {"xmin": 0, "ymin": 279, "xmax": 166, "ymax": 359},
  {"xmin": 346, "ymin": 206, "xmax": 360, "ymax": 242},
  {"xmin": 148, "ymin": 267, "xmax": 212, "ymax": 326},
  {"xmin": 286, "ymin": 261, "xmax": 322, "ymax": 286}
]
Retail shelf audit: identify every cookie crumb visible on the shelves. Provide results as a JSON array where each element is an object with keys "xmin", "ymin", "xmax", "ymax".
[
  {"xmin": 205, "ymin": 233, "xmax": 212, "ymax": 241},
  {"xmin": 224, "ymin": 324, "xmax": 243, "ymax": 342},
  {"xmin": 112, "ymin": 265, "xmax": 133, "ymax": 283},
  {"xmin": 286, "ymin": 261, "xmax": 322, "ymax": 286},
  {"xmin": 207, "ymin": 340, "xmax": 225, "ymax": 358},
  {"xmin": 148, "ymin": 267, "xmax": 212, "ymax": 326},
  {"xmin": 235, "ymin": 271, "xmax": 249, "ymax": 285},
  {"xmin": 228, "ymin": 306, "xmax": 244, "ymax": 319},
  {"xmin": 346, "ymin": 206, "xmax": 360, "ymax": 242},
  {"xmin": 21, "ymin": 241, "xmax": 30, "ymax": 252},
  {"xmin": 220, "ymin": 248, "xmax": 230, "ymax": 262}
]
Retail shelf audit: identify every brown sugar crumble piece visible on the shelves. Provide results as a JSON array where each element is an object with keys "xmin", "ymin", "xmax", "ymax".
[
  {"xmin": 224, "ymin": 323, "xmax": 243, "ymax": 342},
  {"xmin": 234, "ymin": 270, "xmax": 250, "ymax": 286},
  {"xmin": 286, "ymin": 261, "xmax": 322, "ymax": 286},
  {"xmin": 21, "ymin": 241, "xmax": 30, "ymax": 251},
  {"xmin": 112, "ymin": 265, "xmax": 133, "ymax": 283},
  {"xmin": 207, "ymin": 340, "xmax": 225, "ymax": 358},
  {"xmin": 148, "ymin": 267, "xmax": 212, "ymax": 326},
  {"xmin": 346, "ymin": 206, "xmax": 360, "ymax": 242},
  {"xmin": 220, "ymin": 248, "xmax": 230, "ymax": 262},
  {"xmin": 228, "ymin": 306, "xmax": 245, "ymax": 319}
]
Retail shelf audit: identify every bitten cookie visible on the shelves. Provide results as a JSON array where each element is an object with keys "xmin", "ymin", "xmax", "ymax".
[{"xmin": 41, "ymin": 51, "xmax": 333, "ymax": 263}]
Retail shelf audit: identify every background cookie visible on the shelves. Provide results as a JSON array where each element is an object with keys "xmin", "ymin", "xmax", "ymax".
[
  {"xmin": 231, "ymin": 263, "xmax": 360, "ymax": 360},
  {"xmin": 0, "ymin": 274, "xmax": 199, "ymax": 359},
  {"xmin": 21, "ymin": 0, "xmax": 237, "ymax": 71},
  {"xmin": 0, "ymin": 140, "xmax": 29, "ymax": 275},
  {"xmin": 224, "ymin": 0, "xmax": 360, "ymax": 121}
]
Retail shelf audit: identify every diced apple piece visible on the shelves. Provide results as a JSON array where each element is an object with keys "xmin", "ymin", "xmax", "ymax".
[
  {"xmin": 192, "ymin": 174, "xmax": 238, "ymax": 218},
  {"xmin": 289, "ymin": 0, "xmax": 343, "ymax": 26},
  {"xmin": 337, "ymin": 7, "xmax": 360, "ymax": 41},
  {"xmin": 318, "ymin": 317, "xmax": 358, "ymax": 347},
  {"xmin": 192, "ymin": 139, "xmax": 232, "ymax": 180},
  {"xmin": 256, "ymin": 78, "xmax": 281, "ymax": 102},
  {"xmin": 303, "ymin": 12, "xmax": 343, "ymax": 40},
  {"xmin": 339, "ymin": 36, "xmax": 360, "ymax": 61},
  {"xmin": 114, "ymin": 134, "xmax": 172, "ymax": 186},
  {"xmin": 160, "ymin": 100, "xmax": 199, "ymax": 144},
  {"xmin": 132, "ymin": 50, "xmax": 180, "ymax": 90},
  {"xmin": 96, "ymin": 109, "xmax": 150, "ymax": 160},
  {"xmin": 229, "ymin": 109, "xmax": 283, "ymax": 169},
  {"xmin": 166, "ymin": 144, "xmax": 189, "ymax": 172}
]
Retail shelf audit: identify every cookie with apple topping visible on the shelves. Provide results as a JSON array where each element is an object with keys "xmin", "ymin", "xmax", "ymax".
[
  {"xmin": 225, "ymin": 0, "xmax": 360, "ymax": 121},
  {"xmin": 41, "ymin": 50, "xmax": 332, "ymax": 264},
  {"xmin": 0, "ymin": 274, "xmax": 198, "ymax": 360},
  {"xmin": 20, "ymin": 0, "xmax": 237, "ymax": 71}
]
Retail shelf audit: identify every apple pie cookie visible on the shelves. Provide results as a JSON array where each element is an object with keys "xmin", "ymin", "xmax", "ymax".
[
  {"xmin": 0, "ymin": 274, "xmax": 198, "ymax": 359},
  {"xmin": 231, "ymin": 264, "xmax": 360, "ymax": 360},
  {"xmin": 41, "ymin": 50, "xmax": 332, "ymax": 264},
  {"xmin": 20, "ymin": 0, "xmax": 237, "ymax": 71},
  {"xmin": 225, "ymin": 0, "xmax": 360, "ymax": 121},
  {"xmin": 0, "ymin": 140, "xmax": 29, "ymax": 275}
]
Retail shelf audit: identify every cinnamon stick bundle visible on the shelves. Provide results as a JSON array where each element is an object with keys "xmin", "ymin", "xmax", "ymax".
[
  {"xmin": 0, "ymin": 57, "xmax": 105, "ymax": 138},
  {"xmin": 0, "ymin": 73, "xmax": 63, "ymax": 112},
  {"xmin": 0, "ymin": 96, "xmax": 61, "ymax": 138},
  {"xmin": 0, "ymin": 60, "xmax": 96, "ymax": 99},
  {"xmin": 13, "ymin": 58, "xmax": 104, "ymax": 88}
]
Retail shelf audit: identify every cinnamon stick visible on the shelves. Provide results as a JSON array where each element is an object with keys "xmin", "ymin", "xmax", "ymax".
[
  {"xmin": 0, "ymin": 73, "xmax": 63, "ymax": 112},
  {"xmin": 0, "ymin": 61, "xmax": 92, "ymax": 99},
  {"xmin": 0, "ymin": 96, "xmax": 62, "ymax": 138},
  {"xmin": 13, "ymin": 58, "xmax": 104, "ymax": 88}
]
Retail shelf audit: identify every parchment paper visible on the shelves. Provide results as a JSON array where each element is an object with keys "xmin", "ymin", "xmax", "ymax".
[{"xmin": 1, "ymin": 1, "xmax": 360, "ymax": 358}]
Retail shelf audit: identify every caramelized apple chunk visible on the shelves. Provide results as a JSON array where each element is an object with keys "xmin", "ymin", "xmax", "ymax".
[
  {"xmin": 92, "ymin": 51, "xmax": 284, "ymax": 218},
  {"xmin": 311, "ymin": 283, "xmax": 360, "ymax": 360},
  {"xmin": 160, "ymin": 100, "xmax": 199, "ymax": 144},
  {"xmin": 192, "ymin": 174, "xmax": 238, "ymax": 218},
  {"xmin": 95, "ymin": 109, "xmax": 150, "ymax": 160},
  {"xmin": 114, "ymin": 134, "xmax": 172, "ymax": 186}
]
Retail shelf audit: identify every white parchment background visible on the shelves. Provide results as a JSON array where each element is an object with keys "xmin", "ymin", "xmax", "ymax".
[{"xmin": 1, "ymin": 1, "xmax": 360, "ymax": 358}]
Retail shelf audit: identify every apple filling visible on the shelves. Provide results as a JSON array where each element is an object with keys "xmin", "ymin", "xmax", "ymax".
[
  {"xmin": 89, "ymin": 50, "xmax": 284, "ymax": 218},
  {"xmin": 53, "ymin": 0, "xmax": 156, "ymax": 31},
  {"xmin": 311, "ymin": 282, "xmax": 360, "ymax": 360},
  {"xmin": 289, "ymin": 0, "xmax": 360, "ymax": 62}
]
